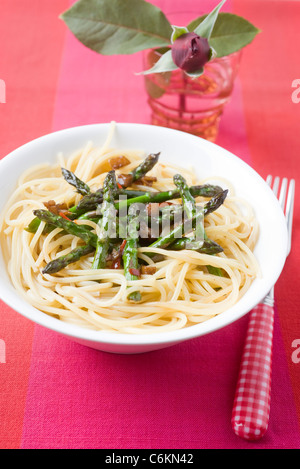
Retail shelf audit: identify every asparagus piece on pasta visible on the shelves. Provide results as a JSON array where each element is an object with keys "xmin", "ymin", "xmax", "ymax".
[
  {"xmin": 147, "ymin": 190, "xmax": 228, "ymax": 251},
  {"xmin": 32, "ymin": 189, "xmax": 227, "ymax": 254},
  {"xmin": 61, "ymin": 168, "xmax": 91, "ymax": 196},
  {"xmin": 118, "ymin": 152, "xmax": 160, "ymax": 188},
  {"xmin": 92, "ymin": 170, "xmax": 118, "ymax": 269},
  {"xmin": 33, "ymin": 209, "xmax": 98, "ymax": 247},
  {"xmin": 26, "ymin": 217, "xmax": 56, "ymax": 234},
  {"xmin": 202, "ymin": 189, "xmax": 228, "ymax": 215},
  {"xmin": 115, "ymin": 184, "xmax": 224, "ymax": 211},
  {"xmin": 28, "ymin": 156, "xmax": 155, "ymax": 233},
  {"xmin": 172, "ymin": 175, "xmax": 225, "ymax": 273},
  {"xmin": 25, "ymin": 188, "xmax": 146, "ymax": 233},
  {"xmin": 76, "ymin": 183, "xmax": 222, "ymax": 214},
  {"xmin": 75, "ymin": 188, "xmax": 148, "ymax": 213},
  {"xmin": 61, "ymin": 180, "xmax": 223, "ymax": 217},
  {"xmin": 122, "ymin": 212, "xmax": 141, "ymax": 302},
  {"xmin": 170, "ymin": 237, "xmax": 223, "ymax": 254},
  {"xmin": 173, "ymin": 173, "xmax": 197, "ymax": 219},
  {"xmin": 173, "ymin": 173, "xmax": 214, "ymax": 248},
  {"xmin": 42, "ymin": 244, "xmax": 95, "ymax": 274},
  {"xmin": 131, "ymin": 152, "xmax": 160, "ymax": 182},
  {"xmin": 206, "ymin": 265, "xmax": 224, "ymax": 276}
]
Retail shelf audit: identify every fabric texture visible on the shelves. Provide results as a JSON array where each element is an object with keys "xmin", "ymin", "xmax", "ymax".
[{"xmin": 0, "ymin": 0, "xmax": 299, "ymax": 449}]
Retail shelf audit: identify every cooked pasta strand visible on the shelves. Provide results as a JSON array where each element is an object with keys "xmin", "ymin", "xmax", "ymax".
[{"xmin": 0, "ymin": 127, "xmax": 260, "ymax": 334}]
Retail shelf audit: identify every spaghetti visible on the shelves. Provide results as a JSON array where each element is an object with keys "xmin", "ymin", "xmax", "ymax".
[{"xmin": 0, "ymin": 124, "xmax": 260, "ymax": 334}]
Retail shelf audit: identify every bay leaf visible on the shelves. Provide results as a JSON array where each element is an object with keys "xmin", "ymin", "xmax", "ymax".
[
  {"xmin": 144, "ymin": 76, "xmax": 169, "ymax": 99},
  {"xmin": 193, "ymin": 0, "xmax": 226, "ymax": 39},
  {"xmin": 139, "ymin": 49, "xmax": 177, "ymax": 75},
  {"xmin": 171, "ymin": 25, "xmax": 189, "ymax": 44},
  {"xmin": 60, "ymin": 0, "xmax": 173, "ymax": 55},
  {"xmin": 188, "ymin": 13, "xmax": 260, "ymax": 58}
]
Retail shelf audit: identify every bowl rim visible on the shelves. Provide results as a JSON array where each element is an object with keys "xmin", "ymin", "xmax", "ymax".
[{"xmin": 0, "ymin": 122, "xmax": 288, "ymax": 346}]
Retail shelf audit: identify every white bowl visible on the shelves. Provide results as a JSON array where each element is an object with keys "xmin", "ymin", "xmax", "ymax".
[{"xmin": 0, "ymin": 123, "xmax": 288, "ymax": 354}]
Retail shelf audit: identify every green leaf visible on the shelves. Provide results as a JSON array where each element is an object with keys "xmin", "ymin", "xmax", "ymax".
[
  {"xmin": 185, "ymin": 67, "xmax": 204, "ymax": 79},
  {"xmin": 193, "ymin": 0, "xmax": 226, "ymax": 39},
  {"xmin": 188, "ymin": 13, "xmax": 261, "ymax": 57},
  {"xmin": 138, "ymin": 49, "xmax": 177, "ymax": 75},
  {"xmin": 143, "ymin": 48, "xmax": 172, "ymax": 97},
  {"xmin": 170, "ymin": 25, "xmax": 189, "ymax": 43},
  {"xmin": 60, "ymin": 0, "xmax": 173, "ymax": 55},
  {"xmin": 144, "ymin": 76, "xmax": 169, "ymax": 99}
]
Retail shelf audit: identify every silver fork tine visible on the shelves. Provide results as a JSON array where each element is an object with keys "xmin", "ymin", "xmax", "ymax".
[
  {"xmin": 285, "ymin": 179, "xmax": 295, "ymax": 255},
  {"xmin": 267, "ymin": 176, "xmax": 295, "ymax": 254},
  {"xmin": 273, "ymin": 176, "xmax": 280, "ymax": 198},
  {"xmin": 267, "ymin": 175, "xmax": 280, "ymax": 197},
  {"xmin": 266, "ymin": 175, "xmax": 280, "ymax": 198},
  {"xmin": 266, "ymin": 174, "xmax": 273, "ymax": 191},
  {"xmin": 278, "ymin": 178, "xmax": 288, "ymax": 211}
]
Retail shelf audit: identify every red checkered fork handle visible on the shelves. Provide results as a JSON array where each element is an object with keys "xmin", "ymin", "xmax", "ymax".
[{"xmin": 231, "ymin": 303, "xmax": 274, "ymax": 441}]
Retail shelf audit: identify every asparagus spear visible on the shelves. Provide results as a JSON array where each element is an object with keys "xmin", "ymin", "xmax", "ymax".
[
  {"xmin": 61, "ymin": 168, "xmax": 91, "ymax": 196},
  {"xmin": 77, "ymin": 211, "xmax": 99, "ymax": 221},
  {"xmin": 118, "ymin": 152, "xmax": 160, "ymax": 188},
  {"xmin": 73, "ymin": 152, "xmax": 160, "ymax": 213},
  {"xmin": 75, "ymin": 188, "xmax": 147, "ymax": 213},
  {"xmin": 33, "ymin": 209, "xmax": 98, "ymax": 247},
  {"xmin": 27, "ymin": 181, "xmax": 223, "ymax": 234},
  {"xmin": 115, "ymin": 184, "xmax": 223, "ymax": 211},
  {"xmin": 27, "ymin": 154, "xmax": 157, "ymax": 233},
  {"xmin": 42, "ymin": 244, "xmax": 95, "ymax": 274},
  {"xmin": 173, "ymin": 173, "xmax": 201, "ymax": 243},
  {"xmin": 131, "ymin": 152, "xmax": 160, "ymax": 182},
  {"xmin": 146, "ymin": 190, "xmax": 228, "ymax": 251},
  {"xmin": 206, "ymin": 265, "xmax": 224, "ymax": 276},
  {"xmin": 25, "ymin": 188, "xmax": 147, "ymax": 234},
  {"xmin": 173, "ymin": 174, "xmax": 197, "ymax": 219},
  {"xmin": 173, "ymin": 173, "xmax": 208, "ymax": 245},
  {"xmin": 171, "ymin": 176, "xmax": 225, "ymax": 273},
  {"xmin": 122, "ymin": 212, "xmax": 141, "ymax": 302},
  {"xmin": 26, "ymin": 218, "xmax": 56, "ymax": 234},
  {"xmin": 92, "ymin": 170, "xmax": 118, "ymax": 269},
  {"xmin": 202, "ymin": 190, "xmax": 228, "ymax": 215},
  {"xmin": 170, "ymin": 238, "xmax": 223, "ymax": 254},
  {"xmin": 32, "ymin": 189, "xmax": 227, "ymax": 252},
  {"xmin": 77, "ymin": 182, "xmax": 223, "ymax": 214}
]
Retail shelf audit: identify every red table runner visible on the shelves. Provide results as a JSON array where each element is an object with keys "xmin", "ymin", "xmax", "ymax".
[{"xmin": 0, "ymin": 0, "xmax": 300, "ymax": 449}]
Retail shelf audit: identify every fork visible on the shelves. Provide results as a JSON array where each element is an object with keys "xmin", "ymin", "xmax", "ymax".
[{"xmin": 231, "ymin": 176, "xmax": 295, "ymax": 441}]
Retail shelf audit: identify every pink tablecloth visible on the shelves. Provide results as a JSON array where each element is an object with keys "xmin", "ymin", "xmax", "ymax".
[{"xmin": 1, "ymin": 0, "xmax": 300, "ymax": 449}]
